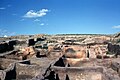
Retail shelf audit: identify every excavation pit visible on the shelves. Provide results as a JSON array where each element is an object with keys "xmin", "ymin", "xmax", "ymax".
[
  {"xmin": 51, "ymin": 57, "xmax": 120, "ymax": 80},
  {"xmin": 50, "ymin": 66, "xmax": 104, "ymax": 80},
  {"xmin": 15, "ymin": 63, "xmax": 40, "ymax": 80}
]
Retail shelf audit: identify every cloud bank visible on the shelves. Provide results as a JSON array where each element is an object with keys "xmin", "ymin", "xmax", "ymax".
[
  {"xmin": 112, "ymin": 25, "xmax": 120, "ymax": 29},
  {"xmin": 23, "ymin": 9, "xmax": 49, "ymax": 18}
]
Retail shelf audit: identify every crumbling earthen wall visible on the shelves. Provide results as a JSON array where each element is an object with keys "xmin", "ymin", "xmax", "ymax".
[
  {"xmin": 0, "ymin": 40, "xmax": 17, "ymax": 53},
  {"xmin": 108, "ymin": 43, "xmax": 120, "ymax": 56}
]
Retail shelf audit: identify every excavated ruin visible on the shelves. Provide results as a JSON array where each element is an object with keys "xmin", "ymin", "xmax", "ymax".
[{"xmin": 0, "ymin": 34, "xmax": 120, "ymax": 80}]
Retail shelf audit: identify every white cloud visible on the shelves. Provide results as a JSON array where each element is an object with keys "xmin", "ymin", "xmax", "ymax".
[
  {"xmin": 34, "ymin": 19, "xmax": 40, "ymax": 22},
  {"xmin": 23, "ymin": 9, "xmax": 49, "ymax": 18},
  {"xmin": 112, "ymin": 25, "xmax": 120, "ymax": 29},
  {"xmin": 40, "ymin": 23, "xmax": 44, "ymax": 26},
  {"xmin": 0, "ymin": 7, "xmax": 6, "ymax": 10}
]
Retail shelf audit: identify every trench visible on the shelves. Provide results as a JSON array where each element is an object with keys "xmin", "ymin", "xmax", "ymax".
[{"xmin": 5, "ymin": 68, "xmax": 16, "ymax": 80}]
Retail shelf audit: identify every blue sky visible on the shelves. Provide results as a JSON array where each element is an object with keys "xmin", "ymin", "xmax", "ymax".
[{"xmin": 0, "ymin": 0, "xmax": 120, "ymax": 36}]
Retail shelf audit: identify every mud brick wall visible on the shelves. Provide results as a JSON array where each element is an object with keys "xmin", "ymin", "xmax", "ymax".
[
  {"xmin": 36, "ymin": 37, "xmax": 46, "ymax": 42},
  {"xmin": 0, "ymin": 58, "xmax": 16, "ymax": 70},
  {"xmin": 108, "ymin": 43, "xmax": 120, "ymax": 56},
  {"xmin": 15, "ymin": 40, "xmax": 27, "ymax": 46},
  {"xmin": 0, "ymin": 40, "xmax": 17, "ymax": 53},
  {"xmin": 15, "ymin": 63, "xmax": 40, "ymax": 79},
  {"xmin": 51, "ymin": 66, "xmax": 103, "ymax": 80},
  {"xmin": 27, "ymin": 39, "xmax": 35, "ymax": 46},
  {"xmin": 111, "ymin": 61, "xmax": 120, "ymax": 76},
  {"xmin": 0, "ymin": 59, "xmax": 16, "ymax": 80},
  {"xmin": 7, "ymin": 40, "xmax": 16, "ymax": 51},
  {"xmin": 0, "ymin": 70, "xmax": 6, "ymax": 80},
  {"xmin": 0, "ymin": 42, "xmax": 9, "ymax": 53}
]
